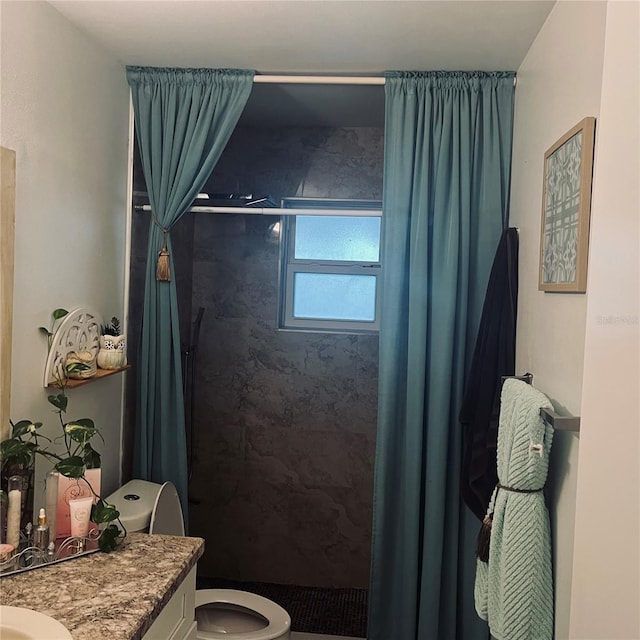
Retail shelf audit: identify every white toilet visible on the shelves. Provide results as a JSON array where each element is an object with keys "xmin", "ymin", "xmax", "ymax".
[{"xmin": 107, "ymin": 479, "xmax": 291, "ymax": 640}]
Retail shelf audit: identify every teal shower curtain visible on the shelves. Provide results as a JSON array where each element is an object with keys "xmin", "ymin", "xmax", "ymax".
[
  {"xmin": 127, "ymin": 67, "xmax": 254, "ymax": 517},
  {"xmin": 369, "ymin": 71, "xmax": 515, "ymax": 639}
]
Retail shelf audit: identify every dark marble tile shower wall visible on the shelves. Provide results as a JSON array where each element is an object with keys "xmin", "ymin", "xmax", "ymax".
[{"xmin": 188, "ymin": 127, "xmax": 382, "ymax": 588}]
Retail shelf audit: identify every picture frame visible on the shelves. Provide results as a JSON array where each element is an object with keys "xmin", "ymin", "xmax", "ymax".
[{"xmin": 539, "ymin": 117, "xmax": 596, "ymax": 292}]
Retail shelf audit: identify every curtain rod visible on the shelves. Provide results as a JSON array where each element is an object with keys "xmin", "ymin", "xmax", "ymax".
[
  {"xmin": 134, "ymin": 204, "xmax": 382, "ymax": 217},
  {"xmin": 253, "ymin": 75, "xmax": 517, "ymax": 86},
  {"xmin": 254, "ymin": 75, "xmax": 385, "ymax": 85}
]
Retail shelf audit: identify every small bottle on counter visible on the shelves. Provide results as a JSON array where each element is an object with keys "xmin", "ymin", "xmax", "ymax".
[{"xmin": 33, "ymin": 508, "xmax": 50, "ymax": 550}]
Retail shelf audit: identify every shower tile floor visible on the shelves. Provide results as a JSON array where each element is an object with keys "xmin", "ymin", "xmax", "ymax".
[
  {"xmin": 291, "ymin": 635, "xmax": 365, "ymax": 640},
  {"xmin": 197, "ymin": 577, "xmax": 368, "ymax": 637}
]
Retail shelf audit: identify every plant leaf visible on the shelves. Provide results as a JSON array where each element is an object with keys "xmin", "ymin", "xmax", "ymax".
[
  {"xmin": 48, "ymin": 393, "xmax": 68, "ymax": 412},
  {"xmin": 73, "ymin": 418, "xmax": 95, "ymax": 429},
  {"xmin": 98, "ymin": 524, "xmax": 121, "ymax": 553},
  {"xmin": 52, "ymin": 308, "xmax": 69, "ymax": 321},
  {"xmin": 38, "ymin": 327, "xmax": 52, "ymax": 337},
  {"xmin": 64, "ymin": 422, "xmax": 97, "ymax": 444},
  {"xmin": 11, "ymin": 420, "xmax": 38, "ymax": 438},
  {"xmin": 65, "ymin": 362, "xmax": 90, "ymax": 375},
  {"xmin": 83, "ymin": 443, "xmax": 101, "ymax": 469},
  {"xmin": 0, "ymin": 439, "xmax": 37, "ymax": 467},
  {"xmin": 91, "ymin": 499, "xmax": 119, "ymax": 524},
  {"xmin": 55, "ymin": 456, "xmax": 86, "ymax": 478}
]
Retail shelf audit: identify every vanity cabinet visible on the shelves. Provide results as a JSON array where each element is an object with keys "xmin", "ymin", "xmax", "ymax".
[{"xmin": 143, "ymin": 566, "xmax": 197, "ymax": 640}]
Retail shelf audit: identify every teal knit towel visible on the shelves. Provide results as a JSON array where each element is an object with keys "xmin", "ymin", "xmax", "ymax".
[{"xmin": 475, "ymin": 378, "xmax": 555, "ymax": 640}]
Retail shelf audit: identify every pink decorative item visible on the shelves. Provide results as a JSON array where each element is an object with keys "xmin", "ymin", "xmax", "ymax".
[{"xmin": 55, "ymin": 468, "xmax": 101, "ymax": 539}]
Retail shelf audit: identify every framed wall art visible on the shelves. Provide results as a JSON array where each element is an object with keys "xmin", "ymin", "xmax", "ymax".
[{"xmin": 539, "ymin": 117, "xmax": 596, "ymax": 292}]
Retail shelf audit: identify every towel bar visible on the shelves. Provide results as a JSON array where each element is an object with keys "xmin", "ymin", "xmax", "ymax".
[
  {"xmin": 539, "ymin": 407, "xmax": 581, "ymax": 432},
  {"xmin": 501, "ymin": 374, "xmax": 581, "ymax": 432}
]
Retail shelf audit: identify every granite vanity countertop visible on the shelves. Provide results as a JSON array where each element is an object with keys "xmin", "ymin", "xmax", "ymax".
[{"xmin": 0, "ymin": 532, "xmax": 204, "ymax": 640}]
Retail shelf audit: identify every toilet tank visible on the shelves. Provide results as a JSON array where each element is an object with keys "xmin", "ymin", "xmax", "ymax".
[{"xmin": 106, "ymin": 479, "xmax": 163, "ymax": 533}]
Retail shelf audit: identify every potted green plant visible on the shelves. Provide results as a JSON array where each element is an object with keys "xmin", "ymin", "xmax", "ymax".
[
  {"xmin": 1, "ymin": 309, "xmax": 123, "ymax": 552},
  {"xmin": 1, "ymin": 398, "xmax": 122, "ymax": 552}
]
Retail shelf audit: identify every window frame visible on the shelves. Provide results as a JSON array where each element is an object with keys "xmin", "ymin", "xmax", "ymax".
[{"xmin": 278, "ymin": 197, "xmax": 382, "ymax": 334}]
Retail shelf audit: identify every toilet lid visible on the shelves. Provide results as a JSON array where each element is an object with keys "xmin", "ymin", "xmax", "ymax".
[
  {"xmin": 149, "ymin": 482, "xmax": 185, "ymax": 536},
  {"xmin": 195, "ymin": 589, "xmax": 290, "ymax": 640}
]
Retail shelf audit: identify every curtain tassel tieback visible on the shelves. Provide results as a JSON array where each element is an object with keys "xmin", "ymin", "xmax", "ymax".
[
  {"xmin": 476, "ymin": 482, "xmax": 544, "ymax": 563},
  {"xmin": 476, "ymin": 515, "xmax": 494, "ymax": 563},
  {"xmin": 156, "ymin": 229, "xmax": 171, "ymax": 282}
]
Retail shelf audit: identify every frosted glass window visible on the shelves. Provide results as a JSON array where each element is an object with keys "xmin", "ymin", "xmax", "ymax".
[
  {"xmin": 294, "ymin": 216, "xmax": 381, "ymax": 262},
  {"xmin": 279, "ymin": 199, "xmax": 382, "ymax": 333},
  {"xmin": 293, "ymin": 273, "xmax": 377, "ymax": 321}
]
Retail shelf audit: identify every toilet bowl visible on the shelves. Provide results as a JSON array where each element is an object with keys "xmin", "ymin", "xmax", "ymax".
[
  {"xmin": 106, "ymin": 480, "xmax": 291, "ymax": 640},
  {"xmin": 195, "ymin": 589, "xmax": 291, "ymax": 640}
]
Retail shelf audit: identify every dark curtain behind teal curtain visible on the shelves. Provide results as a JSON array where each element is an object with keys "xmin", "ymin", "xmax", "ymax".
[
  {"xmin": 126, "ymin": 67, "xmax": 254, "ymax": 518},
  {"xmin": 369, "ymin": 71, "xmax": 515, "ymax": 640}
]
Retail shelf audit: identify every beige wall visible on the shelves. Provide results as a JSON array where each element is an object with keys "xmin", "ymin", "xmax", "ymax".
[
  {"xmin": 0, "ymin": 1, "xmax": 130, "ymax": 497},
  {"xmin": 510, "ymin": 2, "xmax": 607, "ymax": 638},
  {"xmin": 512, "ymin": 1, "xmax": 639, "ymax": 638},
  {"xmin": 569, "ymin": 1, "xmax": 640, "ymax": 637}
]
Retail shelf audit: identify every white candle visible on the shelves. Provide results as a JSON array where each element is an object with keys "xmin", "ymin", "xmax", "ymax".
[
  {"xmin": 0, "ymin": 493, "xmax": 4, "ymax": 544},
  {"xmin": 7, "ymin": 488, "xmax": 21, "ymax": 549}
]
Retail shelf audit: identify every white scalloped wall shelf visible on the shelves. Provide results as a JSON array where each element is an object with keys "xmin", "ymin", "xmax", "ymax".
[{"xmin": 43, "ymin": 307, "xmax": 103, "ymax": 387}]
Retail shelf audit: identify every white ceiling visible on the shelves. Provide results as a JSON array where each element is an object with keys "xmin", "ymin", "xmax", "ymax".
[{"xmin": 47, "ymin": 0, "xmax": 556, "ymax": 126}]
